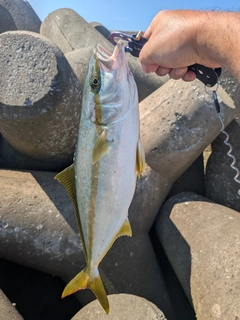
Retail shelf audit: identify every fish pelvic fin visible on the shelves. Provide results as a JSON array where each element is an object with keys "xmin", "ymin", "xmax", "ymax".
[
  {"xmin": 136, "ymin": 138, "xmax": 146, "ymax": 179},
  {"xmin": 62, "ymin": 267, "xmax": 109, "ymax": 314},
  {"xmin": 92, "ymin": 130, "xmax": 110, "ymax": 164},
  {"xmin": 54, "ymin": 164, "xmax": 87, "ymax": 260}
]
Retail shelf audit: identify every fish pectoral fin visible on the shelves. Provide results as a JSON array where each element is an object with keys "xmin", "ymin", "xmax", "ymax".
[
  {"xmin": 54, "ymin": 165, "xmax": 87, "ymax": 260},
  {"xmin": 116, "ymin": 218, "xmax": 132, "ymax": 239},
  {"xmin": 92, "ymin": 130, "xmax": 111, "ymax": 164},
  {"xmin": 136, "ymin": 138, "xmax": 146, "ymax": 179},
  {"xmin": 62, "ymin": 267, "xmax": 109, "ymax": 315}
]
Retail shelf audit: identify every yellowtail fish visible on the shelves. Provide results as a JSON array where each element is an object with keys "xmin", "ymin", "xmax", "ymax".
[{"xmin": 55, "ymin": 40, "xmax": 145, "ymax": 314}]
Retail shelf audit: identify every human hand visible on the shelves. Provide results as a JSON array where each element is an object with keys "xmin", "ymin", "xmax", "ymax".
[{"xmin": 139, "ymin": 10, "xmax": 221, "ymax": 81}]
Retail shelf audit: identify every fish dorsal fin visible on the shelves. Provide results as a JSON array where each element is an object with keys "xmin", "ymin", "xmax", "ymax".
[
  {"xmin": 116, "ymin": 218, "xmax": 132, "ymax": 239},
  {"xmin": 55, "ymin": 164, "xmax": 87, "ymax": 260},
  {"xmin": 136, "ymin": 139, "xmax": 146, "ymax": 179},
  {"xmin": 92, "ymin": 130, "xmax": 110, "ymax": 165}
]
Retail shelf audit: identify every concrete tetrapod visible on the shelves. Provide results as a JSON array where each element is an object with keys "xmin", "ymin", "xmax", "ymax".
[
  {"xmin": 155, "ymin": 192, "xmax": 240, "ymax": 319},
  {"xmin": 71, "ymin": 294, "xmax": 167, "ymax": 320},
  {"xmin": 139, "ymin": 79, "xmax": 236, "ymax": 178},
  {"xmin": 0, "ymin": 30, "xmax": 82, "ymax": 169},
  {"xmin": 0, "ymin": 4, "xmax": 17, "ymax": 33},
  {"xmin": 0, "ymin": 0, "xmax": 41, "ymax": 32}
]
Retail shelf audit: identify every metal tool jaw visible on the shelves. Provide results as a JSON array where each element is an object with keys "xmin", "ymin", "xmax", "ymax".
[{"xmin": 108, "ymin": 31, "xmax": 147, "ymax": 57}]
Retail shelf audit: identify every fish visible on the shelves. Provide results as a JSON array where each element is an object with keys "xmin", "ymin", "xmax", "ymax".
[{"xmin": 55, "ymin": 40, "xmax": 145, "ymax": 314}]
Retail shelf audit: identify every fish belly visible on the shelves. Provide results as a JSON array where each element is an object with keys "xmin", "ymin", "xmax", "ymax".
[{"xmin": 75, "ymin": 102, "xmax": 139, "ymax": 268}]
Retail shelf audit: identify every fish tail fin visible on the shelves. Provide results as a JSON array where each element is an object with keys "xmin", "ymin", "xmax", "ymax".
[{"xmin": 62, "ymin": 267, "xmax": 109, "ymax": 314}]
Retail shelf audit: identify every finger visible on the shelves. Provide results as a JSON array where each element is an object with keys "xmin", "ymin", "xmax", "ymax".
[
  {"xmin": 141, "ymin": 62, "xmax": 159, "ymax": 73},
  {"xmin": 169, "ymin": 67, "xmax": 188, "ymax": 80},
  {"xmin": 182, "ymin": 70, "xmax": 196, "ymax": 82},
  {"xmin": 156, "ymin": 66, "xmax": 171, "ymax": 77}
]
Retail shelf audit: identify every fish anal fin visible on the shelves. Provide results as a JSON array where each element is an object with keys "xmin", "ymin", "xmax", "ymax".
[
  {"xmin": 62, "ymin": 267, "xmax": 109, "ymax": 314},
  {"xmin": 136, "ymin": 139, "xmax": 146, "ymax": 179},
  {"xmin": 54, "ymin": 165, "xmax": 87, "ymax": 260},
  {"xmin": 116, "ymin": 218, "xmax": 132, "ymax": 239},
  {"xmin": 92, "ymin": 130, "xmax": 110, "ymax": 165}
]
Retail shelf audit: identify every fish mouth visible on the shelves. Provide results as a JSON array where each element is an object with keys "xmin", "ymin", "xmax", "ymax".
[{"xmin": 95, "ymin": 41, "xmax": 127, "ymax": 71}]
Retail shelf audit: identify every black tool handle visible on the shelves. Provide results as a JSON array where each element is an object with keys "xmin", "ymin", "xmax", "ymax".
[{"xmin": 188, "ymin": 64, "xmax": 221, "ymax": 87}]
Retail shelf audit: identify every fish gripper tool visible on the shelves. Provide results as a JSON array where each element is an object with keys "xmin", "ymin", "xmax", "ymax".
[{"xmin": 108, "ymin": 31, "xmax": 222, "ymax": 87}]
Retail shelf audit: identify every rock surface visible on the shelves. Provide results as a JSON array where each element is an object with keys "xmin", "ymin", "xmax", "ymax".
[
  {"xmin": 72, "ymin": 294, "xmax": 167, "ymax": 320},
  {"xmin": 155, "ymin": 192, "xmax": 240, "ymax": 320}
]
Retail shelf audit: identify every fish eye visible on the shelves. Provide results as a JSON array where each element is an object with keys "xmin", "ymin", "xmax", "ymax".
[{"xmin": 90, "ymin": 76, "xmax": 100, "ymax": 89}]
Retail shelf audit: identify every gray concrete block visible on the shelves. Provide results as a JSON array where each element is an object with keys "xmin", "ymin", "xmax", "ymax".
[
  {"xmin": 40, "ymin": 8, "xmax": 105, "ymax": 54},
  {"xmin": 0, "ymin": 135, "xmax": 71, "ymax": 171},
  {"xmin": 219, "ymin": 68, "xmax": 240, "ymax": 117},
  {"xmin": 139, "ymin": 79, "xmax": 236, "ymax": 178},
  {"xmin": 0, "ymin": 30, "xmax": 82, "ymax": 167},
  {"xmin": 128, "ymin": 165, "xmax": 170, "ymax": 235},
  {"xmin": 167, "ymin": 154, "xmax": 205, "ymax": 199},
  {"xmin": 0, "ymin": 4, "xmax": 17, "ymax": 33},
  {"xmin": 0, "ymin": 169, "xmax": 83, "ymax": 277},
  {"xmin": 71, "ymin": 294, "xmax": 167, "ymax": 320},
  {"xmin": 0, "ymin": 289, "xmax": 24, "ymax": 320},
  {"xmin": 41, "ymin": 8, "xmax": 168, "ymax": 102},
  {"xmin": 0, "ymin": 168, "xmax": 176, "ymax": 319},
  {"xmin": 155, "ymin": 192, "xmax": 240, "ymax": 319},
  {"xmin": 0, "ymin": 0, "xmax": 41, "ymax": 32}
]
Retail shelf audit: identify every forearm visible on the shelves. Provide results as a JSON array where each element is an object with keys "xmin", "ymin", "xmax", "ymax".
[
  {"xmin": 140, "ymin": 10, "xmax": 240, "ymax": 83},
  {"xmin": 196, "ymin": 11, "xmax": 240, "ymax": 82}
]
